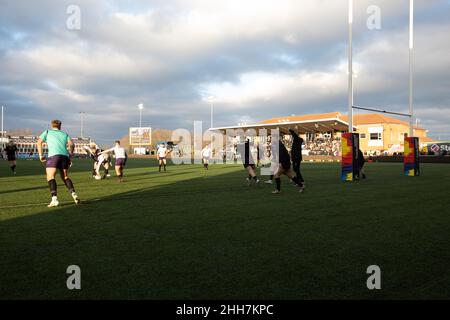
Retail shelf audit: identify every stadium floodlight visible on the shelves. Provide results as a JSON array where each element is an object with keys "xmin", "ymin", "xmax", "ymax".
[
  {"xmin": 1, "ymin": 105, "xmax": 4, "ymax": 149},
  {"xmin": 138, "ymin": 104, "xmax": 144, "ymax": 128},
  {"xmin": 137, "ymin": 103, "xmax": 144, "ymax": 154},
  {"xmin": 79, "ymin": 112, "xmax": 85, "ymax": 138},
  {"xmin": 205, "ymin": 96, "xmax": 215, "ymax": 129}
]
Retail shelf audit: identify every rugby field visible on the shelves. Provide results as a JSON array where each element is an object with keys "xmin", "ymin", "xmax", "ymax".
[{"xmin": 1, "ymin": 159, "xmax": 450, "ymax": 299}]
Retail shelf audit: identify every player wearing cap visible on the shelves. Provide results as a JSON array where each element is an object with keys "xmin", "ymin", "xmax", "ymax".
[{"xmin": 37, "ymin": 120, "xmax": 80, "ymax": 207}]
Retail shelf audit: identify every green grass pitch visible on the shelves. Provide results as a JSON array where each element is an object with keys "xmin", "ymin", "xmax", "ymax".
[{"xmin": 1, "ymin": 158, "xmax": 450, "ymax": 299}]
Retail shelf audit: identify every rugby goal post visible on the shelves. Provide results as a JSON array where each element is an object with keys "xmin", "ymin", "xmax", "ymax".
[{"xmin": 343, "ymin": 0, "xmax": 419, "ymax": 182}]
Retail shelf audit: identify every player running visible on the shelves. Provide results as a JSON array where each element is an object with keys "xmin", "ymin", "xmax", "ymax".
[
  {"xmin": 271, "ymin": 140, "xmax": 304, "ymax": 194},
  {"xmin": 157, "ymin": 143, "xmax": 170, "ymax": 172},
  {"xmin": 4, "ymin": 141, "xmax": 18, "ymax": 175},
  {"xmin": 37, "ymin": 120, "xmax": 80, "ymax": 207},
  {"xmin": 201, "ymin": 144, "xmax": 211, "ymax": 170},
  {"xmin": 101, "ymin": 140, "xmax": 127, "ymax": 182}
]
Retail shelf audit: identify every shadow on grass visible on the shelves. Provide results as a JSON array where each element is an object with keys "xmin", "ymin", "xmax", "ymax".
[{"xmin": 1, "ymin": 162, "xmax": 450, "ymax": 300}]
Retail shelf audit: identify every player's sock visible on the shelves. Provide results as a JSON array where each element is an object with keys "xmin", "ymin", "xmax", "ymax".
[
  {"xmin": 291, "ymin": 176, "xmax": 300, "ymax": 186},
  {"xmin": 206, "ymin": 164, "xmax": 209, "ymax": 170},
  {"xmin": 48, "ymin": 179, "xmax": 57, "ymax": 197},
  {"xmin": 164, "ymin": 165, "xmax": 166, "ymax": 171},
  {"xmin": 105, "ymin": 169, "xmax": 109, "ymax": 175},
  {"xmin": 275, "ymin": 178, "xmax": 281, "ymax": 191},
  {"xmin": 159, "ymin": 165, "xmax": 161, "ymax": 172},
  {"xmin": 270, "ymin": 175, "xmax": 274, "ymax": 180},
  {"xmin": 11, "ymin": 165, "xmax": 16, "ymax": 172},
  {"xmin": 64, "ymin": 178, "xmax": 75, "ymax": 193},
  {"xmin": 253, "ymin": 176, "xmax": 258, "ymax": 181}
]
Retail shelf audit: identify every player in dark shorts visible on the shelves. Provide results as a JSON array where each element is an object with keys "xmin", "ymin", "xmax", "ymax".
[
  {"xmin": 357, "ymin": 149, "xmax": 366, "ymax": 180},
  {"xmin": 37, "ymin": 120, "xmax": 80, "ymax": 208},
  {"xmin": 272, "ymin": 140, "xmax": 304, "ymax": 194},
  {"xmin": 101, "ymin": 141, "xmax": 127, "ymax": 182},
  {"xmin": 289, "ymin": 129, "xmax": 305, "ymax": 188},
  {"xmin": 239, "ymin": 139, "xmax": 260, "ymax": 186},
  {"xmin": 4, "ymin": 141, "xmax": 18, "ymax": 175}
]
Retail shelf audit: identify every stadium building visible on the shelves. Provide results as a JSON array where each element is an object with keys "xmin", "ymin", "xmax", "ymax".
[
  {"xmin": 213, "ymin": 111, "xmax": 433, "ymax": 156},
  {"xmin": 1, "ymin": 135, "xmax": 94, "ymax": 158}
]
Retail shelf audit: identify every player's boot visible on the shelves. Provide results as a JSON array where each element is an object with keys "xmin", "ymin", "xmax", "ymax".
[
  {"xmin": 265, "ymin": 180, "xmax": 273, "ymax": 184},
  {"xmin": 71, "ymin": 192, "xmax": 81, "ymax": 204},
  {"xmin": 272, "ymin": 189, "xmax": 280, "ymax": 194},
  {"xmin": 48, "ymin": 196, "xmax": 59, "ymax": 208}
]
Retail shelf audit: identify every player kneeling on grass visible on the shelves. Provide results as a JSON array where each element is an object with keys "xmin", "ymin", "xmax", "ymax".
[
  {"xmin": 272, "ymin": 140, "xmax": 304, "ymax": 194},
  {"xmin": 37, "ymin": 120, "xmax": 80, "ymax": 208},
  {"xmin": 102, "ymin": 140, "xmax": 127, "ymax": 182}
]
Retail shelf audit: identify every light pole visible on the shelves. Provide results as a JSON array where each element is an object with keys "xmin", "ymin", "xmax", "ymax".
[
  {"xmin": 206, "ymin": 96, "xmax": 215, "ymax": 129},
  {"xmin": 79, "ymin": 112, "xmax": 85, "ymax": 138},
  {"xmin": 1, "ymin": 105, "xmax": 4, "ymax": 149},
  {"xmin": 138, "ymin": 103, "xmax": 144, "ymax": 128},
  {"xmin": 138, "ymin": 103, "xmax": 144, "ymax": 155}
]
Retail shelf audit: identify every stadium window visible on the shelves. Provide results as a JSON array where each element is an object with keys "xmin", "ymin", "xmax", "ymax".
[
  {"xmin": 360, "ymin": 133, "xmax": 366, "ymax": 139},
  {"xmin": 370, "ymin": 133, "xmax": 382, "ymax": 140}
]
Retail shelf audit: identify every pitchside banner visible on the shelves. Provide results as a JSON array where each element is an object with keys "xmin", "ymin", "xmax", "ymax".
[
  {"xmin": 129, "ymin": 127, "xmax": 152, "ymax": 146},
  {"xmin": 341, "ymin": 133, "xmax": 359, "ymax": 182},
  {"xmin": 404, "ymin": 137, "xmax": 420, "ymax": 176}
]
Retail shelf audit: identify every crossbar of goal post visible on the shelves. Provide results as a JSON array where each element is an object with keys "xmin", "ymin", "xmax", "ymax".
[
  {"xmin": 343, "ymin": 0, "xmax": 419, "ymax": 182},
  {"xmin": 352, "ymin": 106, "xmax": 411, "ymax": 118}
]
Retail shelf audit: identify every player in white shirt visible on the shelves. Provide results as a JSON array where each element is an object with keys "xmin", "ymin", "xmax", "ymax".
[
  {"xmin": 157, "ymin": 143, "xmax": 170, "ymax": 172},
  {"xmin": 201, "ymin": 145, "xmax": 211, "ymax": 170},
  {"xmin": 102, "ymin": 140, "xmax": 127, "ymax": 182},
  {"xmin": 84, "ymin": 143, "xmax": 111, "ymax": 180}
]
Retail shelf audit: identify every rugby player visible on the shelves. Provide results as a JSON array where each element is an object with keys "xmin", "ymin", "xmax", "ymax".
[
  {"xmin": 289, "ymin": 128, "xmax": 305, "ymax": 188},
  {"xmin": 102, "ymin": 140, "xmax": 127, "ymax": 182},
  {"xmin": 239, "ymin": 139, "xmax": 260, "ymax": 186},
  {"xmin": 84, "ymin": 143, "xmax": 111, "ymax": 179},
  {"xmin": 201, "ymin": 144, "xmax": 211, "ymax": 170},
  {"xmin": 37, "ymin": 120, "xmax": 80, "ymax": 207},
  {"xmin": 272, "ymin": 140, "xmax": 304, "ymax": 194},
  {"xmin": 4, "ymin": 140, "xmax": 18, "ymax": 175},
  {"xmin": 157, "ymin": 143, "xmax": 169, "ymax": 172},
  {"xmin": 357, "ymin": 148, "xmax": 367, "ymax": 180}
]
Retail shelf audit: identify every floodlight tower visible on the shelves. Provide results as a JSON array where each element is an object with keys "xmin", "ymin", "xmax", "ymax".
[{"xmin": 138, "ymin": 103, "xmax": 144, "ymax": 154}]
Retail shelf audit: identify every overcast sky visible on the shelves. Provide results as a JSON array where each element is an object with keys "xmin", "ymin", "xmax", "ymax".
[{"xmin": 0, "ymin": 0, "xmax": 449, "ymax": 143}]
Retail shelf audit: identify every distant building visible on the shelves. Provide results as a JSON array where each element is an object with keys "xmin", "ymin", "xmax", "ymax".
[
  {"xmin": 213, "ymin": 111, "xmax": 434, "ymax": 156},
  {"xmin": 2, "ymin": 135, "xmax": 95, "ymax": 158}
]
